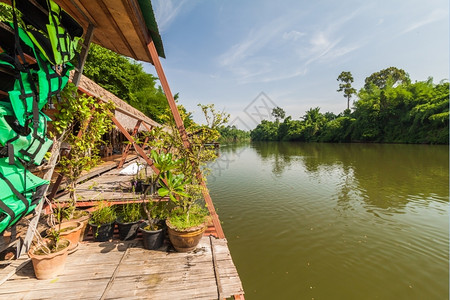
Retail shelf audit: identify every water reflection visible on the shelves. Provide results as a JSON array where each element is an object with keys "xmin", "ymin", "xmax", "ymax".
[
  {"xmin": 208, "ymin": 143, "xmax": 249, "ymax": 182},
  {"xmin": 251, "ymin": 142, "xmax": 449, "ymax": 212},
  {"xmin": 209, "ymin": 143, "xmax": 448, "ymax": 299}
]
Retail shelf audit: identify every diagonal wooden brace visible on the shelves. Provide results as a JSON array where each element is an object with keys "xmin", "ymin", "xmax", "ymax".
[{"xmin": 118, "ymin": 119, "xmax": 142, "ymax": 168}]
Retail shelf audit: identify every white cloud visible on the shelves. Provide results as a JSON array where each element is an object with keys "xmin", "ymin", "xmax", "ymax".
[
  {"xmin": 217, "ymin": 5, "xmax": 368, "ymax": 84},
  {"xmin": 401, "ymin": 9, "xmax": 448, "ymax": 34},
  {"xmin": 283, "ymin": 30, "xmax": 305, "ymax": 41},
  {"xmin": 310, "ymin": 32, "xmax": 330, "ymax": 48}
]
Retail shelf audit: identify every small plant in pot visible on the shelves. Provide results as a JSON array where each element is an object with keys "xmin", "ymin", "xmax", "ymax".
[
  {"xmin": 28, "ymin": 228, "xmax": 71, "ymax": 280},
  {"xmin": 130, "ymin": 161, "xmax": 146, "ymax": 193},
  {"xmin": 137, "ymin": 149, "xmax": 181, "ymax": 250},
  {"xmin": 88, "ymin": 201, "xmax": 116, "ymax": 242},
  {"xmin": 159, "ymin": 174, "xmax": 209, "ymax": 252},
  {"xmin": 139, "ymin": 200, "xmax": 169, "ymax": 250},
  {"xmin": 51, "ymin": 203, "xmax": 90, "ymax": 244},
  {"xmin": 116, "ymin": 202, "xmax": 142, "ymax": 241},
  {"xmin": 48, "ymin": 219, "xmax": 82, "ymax": 252}
]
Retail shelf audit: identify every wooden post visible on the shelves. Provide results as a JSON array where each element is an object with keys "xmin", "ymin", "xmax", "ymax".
[
  {"xmin": 72, "ymin": 24, "xmax": 95, "ymax": 86},
  {"xmin": 146, "ymin": 39, "xmax": 225, "ymax": 239}
]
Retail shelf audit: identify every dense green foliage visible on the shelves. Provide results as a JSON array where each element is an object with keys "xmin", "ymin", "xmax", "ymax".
[
  {"xmin": 251, "ymin": 69, "xmax": 449, "ymax": 144},
  {"xmin": 83, "ymin": 44, "xmax": 169, "ymax": 124},
  {"xmin": 218, "ymin": 126, "xmax": 251, "ymax": 143}
]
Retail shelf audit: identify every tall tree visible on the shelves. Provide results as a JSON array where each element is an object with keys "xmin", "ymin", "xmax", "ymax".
[
  {"xmin": 272, "ymin": 106, "xmax": 286, "ymax": 122},
  {"xmin": 364, "ymin": 67, "xmax": 410, "ymax": 90},
  {"xmin": 337, "ymin": 71, "xmax": 357, "ymax": 110}
]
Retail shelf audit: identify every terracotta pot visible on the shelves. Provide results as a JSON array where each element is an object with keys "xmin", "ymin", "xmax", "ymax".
[
  {"xmin": 28, "ymin": 238, "xmax": 71, "ymax": 280},
  {"xmin": 166, "ymin": 220, "xmax": 206, "ymax": 253},
  {"xmin": 71, "ymin": 211, "xmax": 91, "ymax": 242},
  {"xmin": 60, "ymin": 210, "xmax": 91, "ymax": 242},
  {"xmin": 52, "ymin": 221, "xmax": 82, "ymax": 251}
]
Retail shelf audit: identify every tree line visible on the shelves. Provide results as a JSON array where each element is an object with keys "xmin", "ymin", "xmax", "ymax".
[
  {"xmin": 217, "ymin": 126, "xmax": 251, "ymax": 143},
  {"xmin": 251, "ymin": 67, "xmax": 449, "ymax": 144}
]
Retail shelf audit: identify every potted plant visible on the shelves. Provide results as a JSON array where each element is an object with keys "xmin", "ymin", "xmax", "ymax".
[
  {"xmin": 159, "ymin": 174, "xmax": 209, "ymax": 252},
  {"xmin": 88, "ymin": 201, "xmax": 116, "ymax": 242},
  {"xmin": 48, "ymin": 219, "xmax": 83, "ymax": 252},
  {"xmin": 139, "ymin": 200, "xmax": 168, "ymax": 250},
  {"xmin": 137, "ymin": 149, "xmax": 179, "ymax": 250},
  {"xmin": 116, "ymin": 201, "xmax": 141, "ymax": 241},
  {"xmin": 130, "ymin": 161, "xmax": 145, "ymax": 193},
  {"xmin": 28, "ymin": 229, "xmax": 71, "ymax": 280},
  {"xmin": 140, "ymin": 104, "xmax": 228, "ymax": 252},
  {"xmin": 51, "ymin": 203, "xmax": 90, "ymax": 242}
]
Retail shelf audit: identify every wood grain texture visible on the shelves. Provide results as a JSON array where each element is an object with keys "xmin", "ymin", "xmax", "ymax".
[{"xmin": 0, "ymin": 237, "xmax": 244, "ymax": 299}]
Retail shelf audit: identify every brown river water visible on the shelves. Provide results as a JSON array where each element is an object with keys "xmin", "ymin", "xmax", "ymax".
[{"xmin": 207, "ymin": 142, "xmax": 449, "ymax": 300}]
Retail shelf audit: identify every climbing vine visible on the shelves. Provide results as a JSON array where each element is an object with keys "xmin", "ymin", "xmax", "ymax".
[{"xmin": 52, "ymin": 83, "xmax": 115, "ymax": 210}]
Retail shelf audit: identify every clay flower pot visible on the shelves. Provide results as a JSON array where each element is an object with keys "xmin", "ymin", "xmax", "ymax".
[
  {"xmin": 28, "ymin": 238, "xmax": 71, "ymax": 280},
  {"xmin": 71, "ymin": 211, "xmax": 91, "ymax": 241},
  {"xmin": 52, "ymin": 221, "xmax": 82, "ymax": 251},
  {"xmin": 166, "ymin": 220, "xmax": 206, "ymax": 253}
]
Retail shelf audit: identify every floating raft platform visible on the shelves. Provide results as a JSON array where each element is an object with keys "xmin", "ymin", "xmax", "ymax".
[{"xmin": 0, "ymin": 158, "xmax": 245, "ymax": 299}]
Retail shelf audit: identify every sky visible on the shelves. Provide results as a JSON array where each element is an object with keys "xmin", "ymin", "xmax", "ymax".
[{"xmin": 144, "ymin": 0, "xmax": 449, "ymax": 129}]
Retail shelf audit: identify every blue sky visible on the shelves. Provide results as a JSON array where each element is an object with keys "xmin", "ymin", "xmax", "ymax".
[{"xmin": 144, "ymin": 0, "xmax": 449, "ymax": 129}]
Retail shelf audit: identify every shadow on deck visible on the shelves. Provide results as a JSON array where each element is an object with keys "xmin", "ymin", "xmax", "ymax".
[{"xmin": 0, "ymin": 235, "xmax": 244, "ymax": 299}]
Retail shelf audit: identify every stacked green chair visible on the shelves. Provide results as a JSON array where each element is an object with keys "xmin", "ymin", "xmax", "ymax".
[{"xmin": 0, "ymin": 0, "xmax": 83, "ymax": 233}]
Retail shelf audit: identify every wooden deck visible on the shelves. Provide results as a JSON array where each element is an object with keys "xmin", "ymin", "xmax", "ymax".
[
  {"xmin": 54, "ymin": 158, "xmax": 149, "ymax": 205},
  {"xmin": 50, "ymin": 154, "xmax": 138, "ymax": 200},
  {"xmin": 0, "ymin": 155, "xmax": 245, "ymax": 299},
  {"xmin": 0, "ymin": 237, "xmax": 244, "ymax": 299}
]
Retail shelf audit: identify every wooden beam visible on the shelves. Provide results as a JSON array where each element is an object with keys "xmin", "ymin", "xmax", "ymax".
[
  {"xmin": 141, "ymin": 122, "xmax": 152, "ymax": 132},
  {"xmin": 64, "ymin": 0, "xmax": 98, "ymax": 26},
  {"xmin": 146, "ymin": 38, "xmax": 225, "ymax": 239},
  {"xmin": 146, "ymin": 39, "xmax": 190, "ymax": 149},
  {"xmin": 118, "ymin": 119, "xmax": 142, "ymax": 168},
  {"xmin": 97, "ymin": 0, "xmax": 137, "ymax": 59},
  {"xmin": 210, "ymin": 236, "xmax": 224, "ymax": 299},
  {"xmin": 72, "ymin": 23, "xmax": 94, "ymax": 87},
  {"xmin": 111, "ymin": 114, "xmax": 159, "ymax": 175},
  {"xmin": 121, "ymin": 0, "xmax": 153, "ymax": 64}
]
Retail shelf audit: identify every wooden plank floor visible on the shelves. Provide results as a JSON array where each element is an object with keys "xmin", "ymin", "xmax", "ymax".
[
  {"xmin": 50, "ymin": 154, "xmax": 138, "ymax": 199},
  {"xmin": 0, "ymin": 237, "xmax": 244, "ymax": 299},
  {"xmin": 55, "ymin": 158, "xmax": 147, "ymax": 204}
]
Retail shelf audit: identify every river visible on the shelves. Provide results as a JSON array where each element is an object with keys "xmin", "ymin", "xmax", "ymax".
[{"xmin": 207, "ymin": 142, "xmax": 449, "ymax": 300}]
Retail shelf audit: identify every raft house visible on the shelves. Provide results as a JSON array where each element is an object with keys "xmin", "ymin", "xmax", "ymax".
[{"xmin": 0, "ymin": 0, "xmax": 244, "ymax": 299}]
